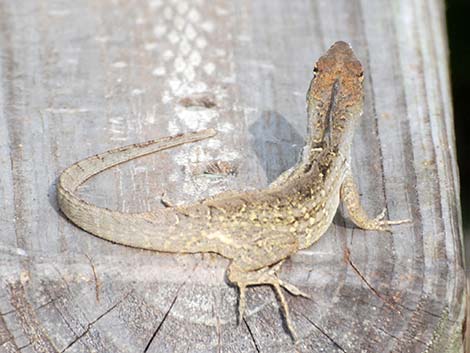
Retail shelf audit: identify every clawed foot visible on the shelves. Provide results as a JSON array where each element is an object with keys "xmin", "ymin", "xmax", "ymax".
[
  {"xmin": 367, "ymin": 208, "xmax": 411, "ymax": 231},
  {"xmin": 228, "ymin": 261, "xmax": 309, "ymax": 340}
]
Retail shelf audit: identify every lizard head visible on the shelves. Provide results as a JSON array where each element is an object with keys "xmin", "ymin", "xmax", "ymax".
[
  {"xmin": 306, "ymin": 41, "xmax": 364, "ymax": 156},
  {"xmin": 313, "ymin": 41, "xmax": 363, "ymax": 79}
]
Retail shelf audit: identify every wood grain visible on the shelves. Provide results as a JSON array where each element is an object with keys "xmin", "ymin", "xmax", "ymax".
[{"xmin": 0, "ymin": 0, "xmax": 465, "ymax": 352}]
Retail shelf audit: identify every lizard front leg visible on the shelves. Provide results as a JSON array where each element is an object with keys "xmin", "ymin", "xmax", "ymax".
[
  {"xmin": 227, "ymin": 261, "xmax": 309, "ymax": 340},
  {"xmin": 340, "ymin": 170, "xmax": 410, "ymax": 231}
]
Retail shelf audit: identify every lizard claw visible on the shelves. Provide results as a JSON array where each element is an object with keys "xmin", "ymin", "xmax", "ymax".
[
  {"xmin": 373, "ymin": 208, "xmax": 387, "ymax": 222},
  {"xmin": 279, "ymin": 279, "xmax": 311, "ymax": 299},
  {"xmin": 369, "ymin": 209, "xmax": 411, "ymax": 231},
  {"xmin": 383, "ymin": 218, "xmax": 411, "ymax": 226},
  {"xmin": 272, "ymin": 282, "xmax": 298, "ymax": 341},
  {"xmin": 271, "ymin": 261, "xmax": 310, "ymax": 298},
  {"xmin": 237, "ymin": 285, "xmax": 247, "ymax": 324},
  {"xmin": 228, "ymin": 262, "xmax": 307, "ymax": 340}
]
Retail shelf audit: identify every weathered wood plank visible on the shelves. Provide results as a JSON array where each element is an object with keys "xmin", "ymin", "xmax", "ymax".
[{"xmin": 0, "ymin": 0, "xmax": 465, "ymax": 352}]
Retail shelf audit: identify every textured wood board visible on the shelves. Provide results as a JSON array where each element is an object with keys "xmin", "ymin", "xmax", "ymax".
[{"xmin": 0, "ymin": 0, "xmax": 465, "ymax": 352}]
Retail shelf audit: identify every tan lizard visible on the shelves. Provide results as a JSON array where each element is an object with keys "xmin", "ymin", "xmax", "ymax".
[{"xmin": 57, "ymin": 41, "xmax": 408, "ymax": 339}]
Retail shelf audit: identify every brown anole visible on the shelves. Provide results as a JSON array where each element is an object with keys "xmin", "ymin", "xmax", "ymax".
[{"xmin": 57, "ymin": 41, "xmax": 409, "ymax": 340}]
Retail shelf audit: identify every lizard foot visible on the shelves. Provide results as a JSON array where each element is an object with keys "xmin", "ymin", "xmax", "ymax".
[
  {"xmin": 227, "ymin": 261, "xmax": 309, "ymax": 340},
  {"xmin": 369, "ymin": 208, "xmax": 411, "ymax": 231}
]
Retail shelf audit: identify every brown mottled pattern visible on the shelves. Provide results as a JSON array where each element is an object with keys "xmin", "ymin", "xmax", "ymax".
[{"xmin": 57, "ymin": 41, "xmax": 406, "ymax": 339}]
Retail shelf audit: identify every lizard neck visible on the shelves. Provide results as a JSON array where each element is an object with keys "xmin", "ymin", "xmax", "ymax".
[{"xmin": 274, "ymin": 147, "xmax": 348, "ymax": 249}]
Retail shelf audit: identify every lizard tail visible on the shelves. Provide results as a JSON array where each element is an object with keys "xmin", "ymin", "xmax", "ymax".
[{"xmin": 57, "ymin": 129, "xmax": 217, "ymax": 251}]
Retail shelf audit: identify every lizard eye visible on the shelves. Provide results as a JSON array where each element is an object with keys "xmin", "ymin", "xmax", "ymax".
[{"xmin": 313, "ymin": 66, "xmax": 319, "ymax": 74}]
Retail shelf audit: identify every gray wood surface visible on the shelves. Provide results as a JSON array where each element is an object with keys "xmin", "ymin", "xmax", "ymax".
[{"xmin": 0, "ymin": 0, "xmax": 465, "ymax": 352}]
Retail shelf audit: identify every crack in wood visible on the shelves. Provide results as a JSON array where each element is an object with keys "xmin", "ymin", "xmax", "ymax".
[
  {"xmin": 0, "ymin": 309, "xmax": 15, "ymax": 316},
  {"xmin": 343, "ymin": 247, "xmax": 453, "ymax": 333},
  {"xmin": 36, "ymin": 296, "xmax": 62, "ymax": 311},
  {"xmin": 301, "ymin": 314, "xmax": 346, "ymax": 352},
  {"xmin": 344, "ymin": 248, "xmax": 386, "ymax": 300},
  {"xmin": 343, "ymin": 248, "xmax": 402, "ymax": 315},
  {"xmin": 143, "ymin": 263, "xmax": 198, "ymax": 352},
  {"xmin": 60, "ymin": 291, "xmax": 131, "ymax": 353},
  {"xmin": 17, "ymin": 341, "xmax": 32, "ymax": 351},
  {"xmin": 1, "ymin": 340, "xmax": 21, "ymax": 353},
  {"xmin": 143, "ymin": 291, "xmax": 179, "ymax": 353},
  {"xmin": 394, "ymin": 301, "xmax": 447, "ymax": 321},
  {"xmin": 373, "ymin": 323, "xmax": 426, "ymax": 346},
  {"xmin": 7, "ymin": 282, "xmax": 59, "ymax": 353},
  {"xmin": 44, "ymin": 288, "xmax": 85, "ymax": 349},
  {"xmin": 243, "ymin": 318, "xmax": 260, "ymax": 353},
  {"xmin": 0, "ymin": 312, "xmax": 20, "ymax": 352}
]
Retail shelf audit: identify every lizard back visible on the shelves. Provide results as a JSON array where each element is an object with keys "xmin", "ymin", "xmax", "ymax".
[
  {"xmin": 57, "ymin": 129, "xmax": 298, "ymax": 269},
  {"xmin": 57, "ymin": 41, "xmax": 364, "ymax": 270}
]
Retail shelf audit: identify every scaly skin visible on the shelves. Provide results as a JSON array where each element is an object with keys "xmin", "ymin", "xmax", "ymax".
[{"xmin": 57, "ymin": 41, "xmax": 408, "ymax": 340}]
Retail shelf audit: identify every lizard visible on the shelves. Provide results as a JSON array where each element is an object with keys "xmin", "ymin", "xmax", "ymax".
[{"xmin": 57, "ymin": 41, "xmax": 409, "ymax": 340}]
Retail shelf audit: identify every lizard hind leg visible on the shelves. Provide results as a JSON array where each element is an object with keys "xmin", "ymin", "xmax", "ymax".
[
  {"xmin": 340, "ymin": 172, "xmax": 411, "ymax": 231},
  {"xmin": 227, "ymin": 261, "xmax": 310, "ymax": 340}
]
